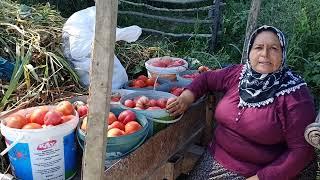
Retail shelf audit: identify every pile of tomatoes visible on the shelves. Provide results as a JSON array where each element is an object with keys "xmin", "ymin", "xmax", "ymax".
[
  {"xmin": 129, "ymin": 75, "xmax": 159, "ymax": 88},
  {"xmin": 170, "ymin": 87, "xmax": 184, "ymax": 96},
  {"xmin": 4, "ymin": 101, "xmax": 76, "ymax": 129},
  {"xmin": 74, "ymin": 101, "xmax": 143, "ymax": 137},
  {"xmin": 150, "ymin": 57, "xmax": 185, "ymax": 68},
  {"xmin": 79, "ymin": 106, "xmax": 142, "ymax": 137},
  {"xmin": 123, "ymin": 95, "xmax": 176, "ymax": 110}
]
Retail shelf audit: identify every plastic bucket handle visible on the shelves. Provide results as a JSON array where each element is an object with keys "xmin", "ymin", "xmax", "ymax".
[{"xmin": 0, "ymin": 133, "xmax": 24, "ymax": 156}]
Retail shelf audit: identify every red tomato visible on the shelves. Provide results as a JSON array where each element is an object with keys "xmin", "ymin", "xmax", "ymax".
[
  {"xmin": 108, "ymin": 121, "xmax": 125, "ymax": 131},
  {"xmin": 118, "ymin": 110, "xmax": 136, "ymax": 125},
  {"xmin": 5, "ymin": 114, "xmax": 28, "ymax": 129},
  {"xmin": 22, "ymin": 123, "xmax": 42, "ymax": 129},
  {"xmin": 147, "ymin": 99, "xmax": 157, "ymax": 107},
  {"xmin": 30, "ymin": 107, "xmax": 48, "ymax": 125},
  {"xmin": 61, "ymin": 115, "xmax": 75, "ymax": 124},
  {"xmin": 124, "ymin": 99, "xmax": 136, "ymax": 108},
  {"xmin": 137, "ymin": 75, "xmax": 148, "ymax": 82},
  {"xmin": 125, "ymin": 121, "xmax": 142, "ymax": 135},
  {"xmin": 77, "ymin": 105, "xmax": 88, "ymax": 118},
  {"xmin": 133, "ymin": 80, "xmax": 146, "ymax": 88},
  {"xmin": 107, "ymin": 128, "xmax": 125, "ymax": 137},
  {"xmin": 156, "ymin": 98, "xmax": 167, "ymax": 109},
  {"xmin": 55, "ymin": 101, "xmax": 74, "ymax": 116},
  {"xmin": 111, "ymin": 96, "xmax": 121, "ymax": 102},
  {"xmin": 44, "ymin": 111, "xmax": 63, "ymax": 126},
  {"xmin": 146, "ymin": 78, "xmax": 156, "ymax": 86},
  {"xmin": 107, "ymin": 112, "xmax": 117, "ymax": 125}
]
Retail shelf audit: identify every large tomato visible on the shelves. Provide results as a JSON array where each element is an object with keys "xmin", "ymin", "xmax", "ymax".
[
  {"xmin": 55, "ymin": 101, "xmax": 74, "ymax": 116},
  {"xmin": 108, "ymin": 121, "xmax": 125, "ymax": 131},
  {"xmin": 44, "ymin": 111, "xmax": 63, "ymax": 126},
  {"xmin": 124, "ymin": 99, "xmax": 136, "ymax": 108},
  {"xmin": 107, "ymin": 128, "xmax": 125, "ymax": 137},
  {"xmin": 125, "ymin": 121, "xmax": 142, "ymax": 135},
  {"xmin": 22, "ymin": 123, "xmax": 42, "ymax": 129},
  {"xmin": 156, "ymin": 98, "xmax": 167, "ymax": 109},
  {"xmin": 133, "ymin": 80, "xmax": 146, "ymax": 88},
  {"xmin": 117, "ymin": 110, "xmax": 136, "ymax": 125},
  {"xmin": 30, "ymin": 107, "xmax": 49, "ymax": 125},
  {"xmin": 107, "ymin": 112, "xmax": 117, "ymax": 125},
  {"xmin": 137, "ymin": 75, "xmax": 148, "ymax": 82},
  {"xmin": 146, "ymin": 78, "xmax": 156, "ymax": 86},
  {"xmin": 5, "ymin": 114, "xmax": 28, "ymax": 129},
  {"xmin": 77, "ymin": 105, "xmax": 88, "ymax": 118}
]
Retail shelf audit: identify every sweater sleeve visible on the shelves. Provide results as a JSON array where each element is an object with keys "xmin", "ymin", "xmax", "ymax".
[
  {"xmin": 257, "ymin": 87, "xmax": 316, "ymax": 180},
  {"xmin": 186, "ymin": 64, "xmax": 242, "ymax": 100}
]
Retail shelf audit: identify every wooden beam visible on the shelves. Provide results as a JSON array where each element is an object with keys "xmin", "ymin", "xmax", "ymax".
[
  {"xmin": 118, "ymin": 11, "xmax": 212, "ymax": 24},
  {"xmin": 210, "ymin": 0, "xmax": 221, "ymax": 51},
  {"xmin": 241, "ymin": 0, "xmax": 261, "ymax": 63},
  {"xmin": 150, "ymin": 0, "xmax": 207, "ymax": 4},
  {"xmin": 82, "ymin": 0, "xmax": 118, "ymax": 179},
  {"xmin": 142, "ymin": 28, "xmax": 212, "ymax": 38}
]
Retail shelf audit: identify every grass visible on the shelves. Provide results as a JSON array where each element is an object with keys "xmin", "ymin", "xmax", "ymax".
[{"xmin": 0, "ymin": 0, "xmax": 84, "ymax": 111}]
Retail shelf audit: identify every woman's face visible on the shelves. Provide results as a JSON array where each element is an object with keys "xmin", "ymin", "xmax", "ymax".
[{"xmin": 249, "ymin": 31, "xmax": 283, "ymax": 74}]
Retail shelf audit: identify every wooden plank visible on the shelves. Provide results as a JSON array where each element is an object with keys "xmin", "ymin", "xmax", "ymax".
[
  {"xmin": 210, "ymin": 0, "xmax": 221, "ymax": 51},
  {"xmin": 119, "ymin": 0, "xmax": 225, "ymax": 12},
  {"xmin": 241, "ymin": 0, "xmax": 262, "ymax": 63},
  {"xmin": 118, "ymin": 11, "xmax": 212, "ymax": 24},
  {"xmin": 120, "ymin": 0, "xmax": 210, "ymax": 12},
  {"xmin": 104, "ymin": 102, "xmax": 206, "ymax": 179},
  {"xmin": 150, "ymin": 0, "xmax": 207, "ymax": 4},
  {"xmin": 142, "ymin": 28, "xmax": 212, "ymax": 38},
  {"xmin": 82, "ymin": 0, "xmax": 118, "ymax": 179}
]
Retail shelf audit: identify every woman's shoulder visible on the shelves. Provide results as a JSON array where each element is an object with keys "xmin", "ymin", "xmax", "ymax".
[
  {"xmin": 277, "ymin": 85, "xmax": 314, "ymax": 108},
  {"xmin": 209, "ymin": 64, "xmax": 243, "ymax": 79}
]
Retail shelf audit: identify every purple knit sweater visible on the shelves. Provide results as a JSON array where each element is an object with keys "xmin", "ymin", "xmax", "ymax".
[{"xmin": 186, "ymin": 64, "xmax": 316, "ymax": 180}]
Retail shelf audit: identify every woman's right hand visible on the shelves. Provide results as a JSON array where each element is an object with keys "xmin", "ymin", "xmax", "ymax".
[{"xmin": 166, "ymin": 89, "xmax": 195, "ymax": 117}]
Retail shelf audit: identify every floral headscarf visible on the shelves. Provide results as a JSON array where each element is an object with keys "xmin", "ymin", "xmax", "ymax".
[{"xmin": 238, "ymin": 25, "xmax": 306, "ymax": 108}]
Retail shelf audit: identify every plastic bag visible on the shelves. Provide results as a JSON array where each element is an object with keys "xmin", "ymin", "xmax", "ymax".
[
  {"xmin": 0, "ymin": 57, "xmax": 14, "ymax": 81},
  {"xmin": 62, "ymin": 6, "xmax": 142, "ymax": 89}
]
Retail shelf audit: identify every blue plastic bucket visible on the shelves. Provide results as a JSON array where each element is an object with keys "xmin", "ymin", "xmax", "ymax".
[
  {"xmin": 77, "ymin": 107, "xmax": 149, "ymax": 160},
  {"xmin": 119, "ymin": 91, "xmax": 184, "ymax": 135},
  {"xmin": 0, "ymin": 106, "xmax": 79, "ymax": 180}
]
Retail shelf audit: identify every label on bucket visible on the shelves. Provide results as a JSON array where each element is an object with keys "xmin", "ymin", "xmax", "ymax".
[{"xmin": 6, "ymin": 132, "xmax": 76, "ymax": 180}]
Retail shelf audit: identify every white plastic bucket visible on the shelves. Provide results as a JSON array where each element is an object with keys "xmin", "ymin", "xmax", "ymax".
[
  {"xmin": 145, "ymin": 57, "xmax": 188, "ymax": 81},
  {"xmin": 0, "ymin": 107, "xmax": 79, "ymax": 180}
]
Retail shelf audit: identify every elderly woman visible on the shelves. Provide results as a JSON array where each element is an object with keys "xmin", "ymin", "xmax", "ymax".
[{"xmin": 166, "ymin": 25, "xmax": 316, "ymax": 180}]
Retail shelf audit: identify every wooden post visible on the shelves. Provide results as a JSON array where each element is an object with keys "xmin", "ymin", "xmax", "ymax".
[
  {"xmin": 241, "ymin": 0, "xmax": 261, "ymax": 63},
  {"xmin": 82, "ymin": 0, "xmax": 118, "ymax": 179},
  {"xmin": 210, "ymin": 0, "xmax": 221, "ymax": 51}
]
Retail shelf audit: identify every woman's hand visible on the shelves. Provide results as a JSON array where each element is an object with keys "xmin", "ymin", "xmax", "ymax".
[
  {"xmin": 246, "ymin": 175, "xmax": 259, "ymax": 180},
  {"xmin": 166, "ymin": 89, "xmax": 195, "ymax": 117}
]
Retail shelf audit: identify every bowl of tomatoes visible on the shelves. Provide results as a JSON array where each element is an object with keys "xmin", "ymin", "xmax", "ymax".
[
  {"xmin": 122, "ymin": 75, "xmax": 170, "ymax": 91},
  {"xmin": 77, "ymin": 107, "xmax": 149, "ymax": 160}
]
